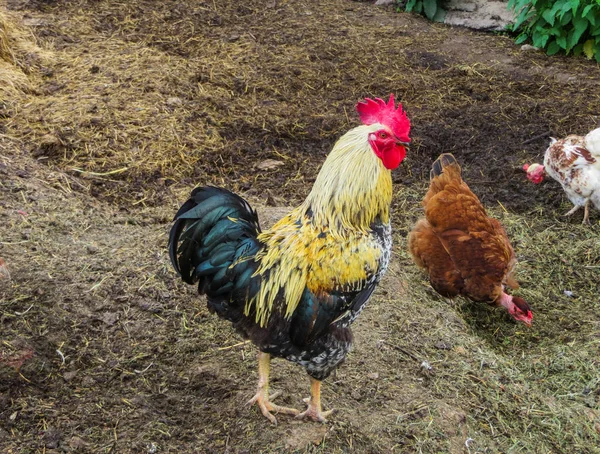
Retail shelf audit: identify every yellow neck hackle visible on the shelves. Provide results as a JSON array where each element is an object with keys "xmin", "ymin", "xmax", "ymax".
[{"xmin": 300, "ymin": 124, "xmax": 393, "ymax": 233}]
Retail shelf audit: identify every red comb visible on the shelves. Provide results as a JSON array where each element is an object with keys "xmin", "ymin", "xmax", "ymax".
[{"xmin": 356, "ymin": 94, "xmax": 411, "ymax": 143}]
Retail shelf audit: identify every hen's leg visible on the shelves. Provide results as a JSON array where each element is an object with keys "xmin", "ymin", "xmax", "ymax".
[
  {"xmin": 247, "ymin": 351, "xmax": 299, "ymax": 424},
  {"xmin": 582, "ymin": 200, "xmax": 590, "ymax": 225},
  {"xmin": 564, "ymin": 205, "xmax": 581, "ymax": 217},
  {"xmin": 296, "ymin": 377, "xmax": 334, "ymax": 423}
]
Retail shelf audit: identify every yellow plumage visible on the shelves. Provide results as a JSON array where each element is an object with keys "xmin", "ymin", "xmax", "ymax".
[{"xmin": 245, "ymin": 124, "xmax": 393, "ymax": 326}]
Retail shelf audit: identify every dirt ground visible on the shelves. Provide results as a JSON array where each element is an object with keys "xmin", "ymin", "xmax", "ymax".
[{"xmin": 1, "ymin": 0, "xmax": 599, "ymax": 452}]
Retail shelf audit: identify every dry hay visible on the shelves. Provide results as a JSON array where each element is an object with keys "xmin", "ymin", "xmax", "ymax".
[
  {"xmin": 3, "ymin": 0, "xmax": 599, "ymax": 213},
  {"xmin": 0, "ymin": 10, "xmax": 48, "ymax": 101}
]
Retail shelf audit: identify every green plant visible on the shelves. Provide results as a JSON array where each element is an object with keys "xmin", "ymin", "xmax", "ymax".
[
  {"xmin": 508, "ymin": 0, "xmax": 600, "ymax": 62},
  {"xmin": 401, "ymin": 0, "xmax": 447, "ymax": 22}
]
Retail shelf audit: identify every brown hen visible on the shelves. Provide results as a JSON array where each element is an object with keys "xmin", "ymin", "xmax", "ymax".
[{"xmin": 408, "ymin": 153, "xmax": 532, "ymax": 326}]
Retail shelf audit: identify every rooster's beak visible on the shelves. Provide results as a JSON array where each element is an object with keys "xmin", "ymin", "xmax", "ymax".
[{"xmin": 396, "ymin": 140, "xmax": 410, "ymax": 148}]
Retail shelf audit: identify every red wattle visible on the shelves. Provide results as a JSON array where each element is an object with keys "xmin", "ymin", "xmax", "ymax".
[{"xmin": 382, "ymin": 146, "xmax": 405, "ymax": 170}]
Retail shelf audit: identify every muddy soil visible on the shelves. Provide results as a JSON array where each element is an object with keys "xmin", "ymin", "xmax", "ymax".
[{"xmin": 1, "ymin": 0, "xmax": 599, "ymax": 453}]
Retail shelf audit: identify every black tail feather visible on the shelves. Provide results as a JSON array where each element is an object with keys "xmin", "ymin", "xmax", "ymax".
[
  {"xmin": 430, "ymin": 153, "xmax": 459, "ymax": 180},
  {"xmin": 168, "ymin": 186, "xmax": 263, "ymax": 291}
]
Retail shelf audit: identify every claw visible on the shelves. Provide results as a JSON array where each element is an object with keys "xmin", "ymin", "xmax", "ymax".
[
  {"xmin": 248, "ymin": 390, "xmax": 299, "ymax": 425},
  {"xmin": 248, "ymin": 352, "xmax": 300, "ymax": 424},
  {"xmin": 296, "ymin": 404, "xmax": 334, "ymax": 423},
  {"xmin": 295, "ymin": 378, "xmax": 334, "ymax": 423}
]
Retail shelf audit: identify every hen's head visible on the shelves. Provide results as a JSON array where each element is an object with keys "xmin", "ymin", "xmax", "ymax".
[
  {"xmin": 356, "ymin": 94, "xmax": 411, "ymax": 170},
  {"xmin": 498, "ymin": 292, "xmax": 532, "ymax": 326},
  {"xmin": 523, "ymin": 163, "xmax": 545, "ymax": 184},
  {"xmin": 510, "ymin": 296, "xmax": 533, "ymax": 326}
]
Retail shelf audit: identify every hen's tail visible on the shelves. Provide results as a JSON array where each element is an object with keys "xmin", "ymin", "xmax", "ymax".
[
  {"xmin": 430, "ymin": 153, "xmax": 461, "ymax": 180},
  {"xmin": 584, "ymin": 127, "xmax": 600, "ymax": 157},
  {"xmin": 424, "ymin": 153, "xmax": 463, "ymax": 204},
  {"xmin": 169, "ymin": 186, "xmax": 263, "ymax": 305}
]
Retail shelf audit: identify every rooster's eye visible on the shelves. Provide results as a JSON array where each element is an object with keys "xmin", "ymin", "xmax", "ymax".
[{"xmin": 379, "ymin": 132, "xmax": 387, "ymax": 139}]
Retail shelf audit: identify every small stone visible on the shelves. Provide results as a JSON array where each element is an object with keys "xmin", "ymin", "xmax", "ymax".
[
  {"xmin": 22, "ymin": 18, "xmax": 47, "ymax": 27},
  {"xmin": 166, "ymin": 97, "xmax": 183, "ymax": 107},
  {"xmin": 69, "ymin": 436, "xmax": 88, "ymax": 449},
  {"xmin": 139, "ymin": 301, "xmax": 163, "ymax": 314},
  {"xmin": 63, "ymin": 370, "xmax": 78, "ymax": 381},
  {"xmin": 86, "ymin": 244, "xmax": 99, "ymax": 254},
  {"xmin": 367, "ymin": 372, "xmax": 379, "ymax": 380},
  {"xmin": 101, "ymin": 312, "xmax": 119, "ymax": 326},
  {"xmin": 374, "ymin": 0, "xmax": 394, "ymax": 5},
  {"xmin": 43, "ymin": 427, "xmax": 62, "ymax": 449},
  {"xmin": 521, "ymin": 44, "xmax": 540, "ymax": 52},
  {"xmin": 256, "ymin": 159, "xmax": 285, "ymax": 171}
]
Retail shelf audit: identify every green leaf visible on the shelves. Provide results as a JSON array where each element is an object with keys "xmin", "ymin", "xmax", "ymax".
[
  {"xmin": 582, "ymin": 4, "xmax": 594, "ymax": 17},
  {"xmin": 515, "ymin": 33, "xmax": 529, "ymax": 44},
  {"xmin": 549, "ymin": 26, "xmax": 561, "ymax": 36},
  {"xmin": 549, "ymin": 0, "xmax": 567, "ymax": 17},
  {"xmin": 512, "ymin": 5, "xmax": 533, "ymax": 30},
  {"xmin": 572, "ymin": 43, "xmax": 584, "ymax": 56},
  {"xmin": 583, "ymin": 39, "xmax": 595, "ymax": 58},
  {"xmin": 405, "ymin": 0, "xmax": 417, "ymax": 12},
  {"xmin": 547, "ymin": 40, "xmax": 561, "ymax": 55},
  {"xmin": 560, "ymin": 10, "xmax": 572, "ymax": 25},
  {"xmin": 432, "ymin": 7, "xmax": 447, "ymax": 23},
  {"xmin": 556, "ymin": 34, "xmax": 567, "ymax": 49},
  {"xmin": 533, "ymin": 28, "xmax": 550, "ymax": 48},
  {"xmin": 570, "ymin": 15, "xmax": 589, "ymax": 47},
  {"xmin": 571, "ymin": 0, "xmax": 580, "ymax": 16},
  {"xmin": 595, "ymin": 48, "xmax": 600, "ymax": 63},
  {"xmin": 542, "ymin": 8, "xmax": 556, "ymax": 26},
  {"xmin": 566, "ymin": 29, "xmax": 576, "ymax": 53},
  {"xmin": 423, "ymin": 0, "xmax": 437, "ymax": 20},
  {"xmin": 585, "ymin": 7, "xmax": 597, "ymax": 26}
]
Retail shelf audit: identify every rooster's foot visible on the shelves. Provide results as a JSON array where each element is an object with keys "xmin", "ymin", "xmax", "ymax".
[
  {"xmin": 296, "ymin": 396, "xmax": 334, "ymax": 423},
  {"xmin": 247, "ymin": 390, "xmax": 299, "ymax": 425}
]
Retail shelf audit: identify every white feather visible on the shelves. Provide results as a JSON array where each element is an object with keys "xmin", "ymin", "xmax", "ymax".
[{"xmin": 584, "ymin": 127, "xmax": 600, "ymax": 157}]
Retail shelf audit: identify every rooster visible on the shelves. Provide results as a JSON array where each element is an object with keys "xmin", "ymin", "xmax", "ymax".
[
  {"xmin": 169, "ymin": 95, "xmax": 411, "ymax": 424},
  {"xmin": 408, "ymin": 153, "xmax": 532, "ymax": 326},
  {"xmin": 524, "ymin": 127, "xmax": 600, "ymax": 224}
]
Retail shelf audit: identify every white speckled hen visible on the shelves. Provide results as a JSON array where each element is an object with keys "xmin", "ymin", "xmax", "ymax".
[{"xmin": 524, "ymin": 127, "xmax": 600, "ymax": 224}]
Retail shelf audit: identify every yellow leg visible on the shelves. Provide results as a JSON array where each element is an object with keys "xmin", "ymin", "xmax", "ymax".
[
  {"xmin": 296, "ymin": 377, "xmax": 334, "ymax": 423},
  {"xmin": 564, "ymin": 205, "xmax": 581, "ymax": 217},
  {"xmin": 582, "ymin": 200, "xmax": 590, "ymax": 225},
  {"xmin": 247, "ymin": 352, "xmax": 299, "ymax": 425}
]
